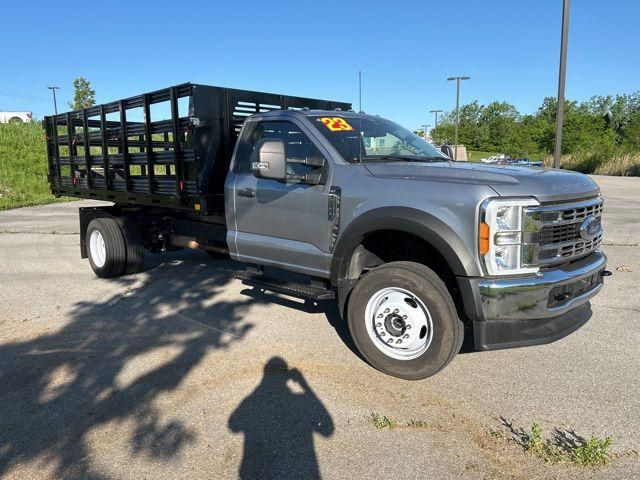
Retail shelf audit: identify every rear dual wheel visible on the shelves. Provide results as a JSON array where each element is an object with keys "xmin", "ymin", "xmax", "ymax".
[
  {"xmin": 347, "ymin": 261, "xmax": 464, "ymax": 380},
  {"xmin": 86, "ymin": 217, "xmax": 145, "ymax": 278}
]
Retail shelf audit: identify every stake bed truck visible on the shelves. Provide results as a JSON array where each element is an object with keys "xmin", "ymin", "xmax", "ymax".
[{"xmin": 45, "ymin": 83, "xmax": 610, "ymax": 379}]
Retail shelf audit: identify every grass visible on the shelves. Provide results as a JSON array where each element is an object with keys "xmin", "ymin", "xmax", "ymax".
[
  {"xmin": 521, "ymin": 422, "xmax": 613, "ymax": 467},
  {"xmin": 0, "ymin": 122, "xmax": 73, "ymax": 210},
  {"xmin": 524, "ymin": 423, "xmax": 565, "ymax": 464},
  {"xmin": 573, "ymin": 435, "xmax": 614, "ymax": 467},
  {"xmin": 542, "ymin": 151, "xmax": 640, "ymax": 176},
  {"xmin": 369, "ymin": 413, "xmax": 398, "ymax": 430},
  {"xmin": 368, "ymin": 413, "xmax": 429, "ymax": 430},
  {"xmin": 406, "ymin": 419, "xmax": 428, "ymax": 428}
]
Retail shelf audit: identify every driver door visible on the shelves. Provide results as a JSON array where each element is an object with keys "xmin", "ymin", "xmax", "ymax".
[{"xmin": 228, "ymin": 118, "xmax": 332, "ymax": 277}]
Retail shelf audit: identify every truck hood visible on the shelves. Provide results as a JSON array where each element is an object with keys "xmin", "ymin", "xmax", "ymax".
[{"xmin": 363, "ymin": 162, "xmax": 600, "ymax": 202}]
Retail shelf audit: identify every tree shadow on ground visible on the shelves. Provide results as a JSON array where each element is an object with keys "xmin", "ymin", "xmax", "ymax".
[
  {"xmin": 228, "ymin": 356, "xmax": 334, "ymax": 479},
  {"xmin": 0, "ymin": 251, "xmax": 264, "ymax": 479}
]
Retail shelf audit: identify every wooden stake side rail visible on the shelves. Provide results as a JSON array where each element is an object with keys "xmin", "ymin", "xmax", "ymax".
[{"xmin": 45, "ymin": 82, "xmax": 351, "ymax": 212}]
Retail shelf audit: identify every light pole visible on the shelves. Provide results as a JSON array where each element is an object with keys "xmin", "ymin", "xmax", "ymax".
[
  {"xmin": 421, "ymin": 124, "xmax": 431, "ymax": 141},
  {"xmin": 446, "ymin": 76, "xmax": 470, "ymax": 160},
  {"xmin": 554, "ymin": 0, "xmax": 571, "ymax": 168},
  {"xmin": 429, "ymin": 109, "xmax": 443, "ymax": 130},
  {"xmin": 358, "ymin": 70, "xmax": 362, "ymax": 112},
  {"xmin": 47, "ymin": 86, "xmax": 60, "ymax": 117}
]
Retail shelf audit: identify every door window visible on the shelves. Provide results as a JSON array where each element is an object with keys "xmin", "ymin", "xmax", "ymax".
[{"xmin": 234, "ymin": 120, "xmax": 326, "ymax": 175}]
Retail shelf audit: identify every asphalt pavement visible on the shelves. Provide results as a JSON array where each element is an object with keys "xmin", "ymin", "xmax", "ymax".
[{"xmin": 0, "ymin": 176, "xmax": 638, "ymax": 479}]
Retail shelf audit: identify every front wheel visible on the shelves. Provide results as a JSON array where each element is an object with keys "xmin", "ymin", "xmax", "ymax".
[{"xmin": 347, "ymin": 261, "xmax": 464, "ymax": 380}]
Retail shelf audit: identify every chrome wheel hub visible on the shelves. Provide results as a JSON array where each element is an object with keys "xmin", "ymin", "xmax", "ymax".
[{"xmin": 365, "ymin": 287, "xmax": 433, "ymax": 360}]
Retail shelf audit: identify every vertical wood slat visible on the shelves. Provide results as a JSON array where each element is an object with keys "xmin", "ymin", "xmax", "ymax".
[
  {"xmin": 82, "ymin": 109, "xmax": 92, "ymax": 189},
  {"xmin": 143, "ymin": 94, "xmax": 155, "ymax": 194},
  {"xmin": 119, "ymin": 100, "xmax": 130, "ymax": 192},
  {"xmin": 66, "ymin": 112, "xmax": 74, "ymax": 185},
  {"xmin": 170, "ymin": 87, "xmax": 182, "ymax": 199},
  {"xmin": 163, "ymin": 132, "xmax": 171, "ymax": 176},
  {"xmin": 100, "ymin": 106, "xmax": 110, "ymax": 190}
]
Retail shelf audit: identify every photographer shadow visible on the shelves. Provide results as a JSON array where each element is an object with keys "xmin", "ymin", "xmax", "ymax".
[{"xmin": 229, "ymin": 357, "xmax": 334, "ymax": 479}]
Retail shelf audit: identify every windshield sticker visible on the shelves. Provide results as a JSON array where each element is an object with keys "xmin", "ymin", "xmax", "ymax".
[{"xmin": 319, "ymin": 117, "xmax": 354, "ymax": 132}]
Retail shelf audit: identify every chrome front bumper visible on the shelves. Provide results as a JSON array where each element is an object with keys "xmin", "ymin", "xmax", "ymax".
[
  {"xmin": 457, "ymin": 250, "xmax": 608, "ymax": 350},
  {"xmin": 478, "ymin": 250, "xmax": 607, "ymax": 321}
]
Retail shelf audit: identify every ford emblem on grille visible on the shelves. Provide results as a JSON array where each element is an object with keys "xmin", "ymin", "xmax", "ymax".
[{"xmin": 580, "ymin": 216, "xmax": 601, "ymax": 241}]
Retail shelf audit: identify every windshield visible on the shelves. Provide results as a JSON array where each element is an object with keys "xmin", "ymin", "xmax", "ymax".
[{"xmin": 308, "ymin": 114, "xmax": 449, "ymax": 163}]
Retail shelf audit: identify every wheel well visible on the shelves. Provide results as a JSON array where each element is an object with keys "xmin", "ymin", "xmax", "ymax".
[{"xmin": 345, "ymin": 230, "xmax": 467, "ymax": 322}]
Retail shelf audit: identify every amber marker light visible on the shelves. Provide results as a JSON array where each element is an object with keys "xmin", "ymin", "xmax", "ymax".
[{"xmin": 479, "ymin": 222, "xmax": 490, "ymax": 255}]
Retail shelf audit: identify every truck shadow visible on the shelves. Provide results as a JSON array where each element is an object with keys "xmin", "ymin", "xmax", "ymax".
[
  {"xmin": 239, "ymin": 277, "xmax": 478, "ymax": 358},
  {"xmin": 0, "ymin": 251, "xmax": 262, "ymax": 479},
  {"xmin": 238, "ymin": 285, "xmax": 360, "ymax": 358}
]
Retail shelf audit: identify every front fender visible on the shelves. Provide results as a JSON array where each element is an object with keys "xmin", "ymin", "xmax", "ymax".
[{"xmin": 329, "ymin": 206, "xmax": 481, "ymax": 285}]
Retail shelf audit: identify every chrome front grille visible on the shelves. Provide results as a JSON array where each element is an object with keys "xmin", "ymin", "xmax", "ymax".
[
  {"xmin": 523, "ymin": 197, "xmax": 604, "ymax": 266},
  {"xmin": 561, "ymin": 201, "xmax": 604, "ymax": 222},
  {"xmin": 536, "ymin": 223, "xmax": 581, "ymax": 245}
]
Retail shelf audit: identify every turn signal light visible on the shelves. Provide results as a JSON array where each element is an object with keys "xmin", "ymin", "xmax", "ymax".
[{"xmin": 479, "ymin": 222, "xmax": 490, "ymax": 255}]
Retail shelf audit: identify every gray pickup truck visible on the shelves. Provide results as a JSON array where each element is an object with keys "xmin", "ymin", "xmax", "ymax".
[{"xmin": 45, "ymin": 83, "xmax": 609, "ymax": 379}]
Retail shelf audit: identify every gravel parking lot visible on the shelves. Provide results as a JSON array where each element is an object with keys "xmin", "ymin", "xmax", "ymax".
[{"xmin": 0, "ymin": 175, "xmax": 638, "ymax": 479}]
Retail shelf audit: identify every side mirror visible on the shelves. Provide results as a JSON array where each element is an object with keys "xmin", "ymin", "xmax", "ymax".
[
  {"xmin": 440, "ymin": 145, "xmax": 454, "ymax": 159},
  {"xmin": 252, "ymin": 139, "xmax": 287, "ymax": 180}
]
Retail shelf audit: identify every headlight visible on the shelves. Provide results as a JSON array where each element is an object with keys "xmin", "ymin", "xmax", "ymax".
[{"xmin": 479, "ymin": 198, "xmax": 540, "ymax": 276}]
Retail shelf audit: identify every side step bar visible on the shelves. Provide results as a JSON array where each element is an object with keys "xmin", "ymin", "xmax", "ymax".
[{"xmin": 233, "ymin": 271, "xmax": 335, "ymax": 301}]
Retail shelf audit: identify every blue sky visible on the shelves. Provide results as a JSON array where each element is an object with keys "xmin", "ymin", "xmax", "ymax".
[{"xmin": 2, "ymin": 0, "xmax": 638, "ymax": 129}]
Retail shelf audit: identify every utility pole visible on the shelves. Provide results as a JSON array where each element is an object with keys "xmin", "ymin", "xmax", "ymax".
[
  {"xmin": 446, "ymin": 76, "xmax": 470, "ymax": 160},
  {"xmin": 554, "ymin": 0, "xmax": 571, "ymax": 168},
  {"xmin": 421, "ymin": 124, "xmax": 431, "ymax": 141},
  {"xmin": 429, "ymin": 109, "xmax": 443, "ymax": 130},
  {"xmin": 47, "ymin": 86, "xmax": 60, "ymax": 116},
  {"xmin": 358, "ymin": 70, "xmax": 362, "ymax": 112}
]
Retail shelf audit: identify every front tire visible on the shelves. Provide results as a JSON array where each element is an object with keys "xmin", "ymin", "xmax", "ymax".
[{"xmin": 347, "ymin": 261, "xmax": 464, "ymax": 380}]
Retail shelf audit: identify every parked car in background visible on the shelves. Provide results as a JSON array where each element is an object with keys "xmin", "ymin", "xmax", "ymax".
[
  {"xmin": 0, "ymin": 112, "xmax": 32, "ymax": 123},
  {"xmin": 513, "ymin": 158, "xmax": 543, "ymax": 167},
  {"xmin": 480, "ymin": 154, "xmax": 507, "ymax": 164}
]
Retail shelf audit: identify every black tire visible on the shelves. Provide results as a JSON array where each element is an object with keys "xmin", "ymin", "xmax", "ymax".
[
  {"xmin": 86, "ymin": 218, "xmax": 127, "ymax": 278},
  {"xmin": 347, "ymin": 261, "xmax": 464, "ymax": 380},
  {"xmin": 115, "ymin": 217, "xmax": 145, "ymax": 275}
]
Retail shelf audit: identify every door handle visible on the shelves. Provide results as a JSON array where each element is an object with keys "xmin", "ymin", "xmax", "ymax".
[{"xmin": 237, "ymin": 187, "xmax": 256, "ymax": 198}]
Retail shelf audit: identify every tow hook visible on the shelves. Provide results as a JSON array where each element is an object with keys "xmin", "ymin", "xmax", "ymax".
[{"xmin": 600, "ymin": 270, "xmax": 613, "ymax": 277}]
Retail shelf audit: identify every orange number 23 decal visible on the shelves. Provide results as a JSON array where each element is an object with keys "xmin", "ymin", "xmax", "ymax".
[{"xmin": 319, "ymin": 117, "xmax": 354, "ymax": 132}]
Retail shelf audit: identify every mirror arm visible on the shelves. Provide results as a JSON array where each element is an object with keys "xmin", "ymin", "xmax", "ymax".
[
  {"xmin": 287, "ymin": 157, "xmax": 325, "ymax": 167},
  {"xmin": 302, "ymin": 171, "xmax": 323, "ymax": 185},
  {"xmin": 283, "ymin": 172, "xmax": 323, "ymax": 185}
]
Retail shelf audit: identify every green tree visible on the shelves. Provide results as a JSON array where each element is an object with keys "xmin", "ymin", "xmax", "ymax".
[
  {"xmin": 69, "ymin": 77, "xmax": 96, "ymax": 110},
  {"xmin": 479, "ymin": 101, "xmax": 520, "ymax": 152},
  {"xmin": 622, "ymin": 112, "xmax": 640, "ymax": 150}
]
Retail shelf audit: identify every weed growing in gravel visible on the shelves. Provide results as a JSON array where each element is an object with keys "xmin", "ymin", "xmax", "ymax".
[
  {"xmin": 520, "ymin": 422, "xmax": 613, "ymax": 466},
  {"xmin": 572, "ymin": 435, "xmax": 613, "ymax": 467},
  {"xmin": 406, "ymin": 419, "xmax": 427, "ymax": 428},
  {"xmin": 369, "ymin": 413, "xmax": 398, "ymax": 430},
  {"xmin": 524, "ymin": 423, "xmax": 564, "ymax": 464}
]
